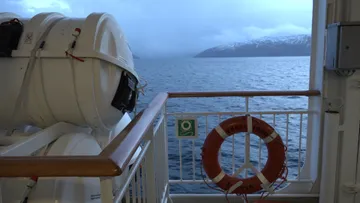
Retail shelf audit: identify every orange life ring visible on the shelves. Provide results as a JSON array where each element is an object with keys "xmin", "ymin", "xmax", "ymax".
[{"xmin": 202, "ymin": 115, "xmax": 286, "ymax": 194}]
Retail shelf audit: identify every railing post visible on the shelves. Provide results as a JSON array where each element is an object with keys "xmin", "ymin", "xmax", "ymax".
[
  {"xmin": 144, "ymin": 125, "xmax": 157, "ymax": 203},
  {"xmin": 0, "ymin": 179, "xmax": 3, "ymax": 203},
  {"xmin": 319, "ymin": 111, "xmax": 340, "ymax": 203},
  {"xmin": 245, "ymin": 97, "xmax": 250, "ymax": 178},
  {"xmin": 163, "ymin": 105, "xmax": 170, "ymax": 203},
  {"xmin": 100, "ymin": 177, "xmax": 113, "ymax": 203},
  {"xmin": 156, "ymin": 106, "xmax": 169, "ymax": 203}
]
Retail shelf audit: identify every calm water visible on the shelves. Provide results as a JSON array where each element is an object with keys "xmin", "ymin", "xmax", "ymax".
[{"xmin": 134, "ymin": 57, "xmax": 310, "ymax": 193}]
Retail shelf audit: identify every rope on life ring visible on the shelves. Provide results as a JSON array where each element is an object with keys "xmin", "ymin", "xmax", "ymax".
[{"xmin": 201, "ymin": 115, "xmax": 286, "ymax": 195}]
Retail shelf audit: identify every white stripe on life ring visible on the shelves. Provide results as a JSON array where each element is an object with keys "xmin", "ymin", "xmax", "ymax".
[
  {"xmin": 258, "ymin": 174, "xmax": 274, "ymax": 194},
  {"xmin": 212, "ymin": 170, "xmax": 226, "ymax": 183},
  {"xmin": 250, "ymin": 165, "xmax": 274, "ymax": 194},
  {"xmin": 263, "ymin": 131, "xmax": 278, "ymax": 144},
  {"xmin": 247, "ymin": 116, "xmax": 253, "ymax": 133},
  {"xmin": 215, "ymin": 126, "xmax": 228, "ymax": 139},
  {"xmin": 257, "ymin": 172, "xmax": 270, "ymax": 186},
  {"xmin": 227, "ymin": 181, "xmax": 243, "ymax": 194}
]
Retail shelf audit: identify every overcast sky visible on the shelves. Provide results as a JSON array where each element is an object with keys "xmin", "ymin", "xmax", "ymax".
[{"xmin": 2, "ymin": 0, "xmax": 313, "ymax": 58}]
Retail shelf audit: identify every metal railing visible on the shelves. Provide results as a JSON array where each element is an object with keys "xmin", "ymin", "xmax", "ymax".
[
  {"xmin": 168, "ymin": 113, "xmax": 307, "ymax": 178},
  {"xmin": 164, "ymin": 91, "xmax": 317, "ymax": 195},
  {"xmin": 167, "ymin": 111, "xmax": 309, "ymax": 190},
  {"xmin": 110, "ymin": 103, "xmax": 169, "ymax": 203},
  {"xmin": 0, "ymin": 90, "xmax": 320, "ymax": 203}
]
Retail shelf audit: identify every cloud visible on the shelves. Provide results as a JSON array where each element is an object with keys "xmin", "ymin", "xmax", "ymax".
[
  {"xmin": 242, "ymin": 24, "xmax": 312, "ymax": 39},
  {"xmin": 5, "ymin": 0, "xmax": 70, "ymax": 15},
  {"xmin": 2, "ymin": 0, "xmax": 313, "ymax": 58},
  {"xmin": 21, "ymin": 0, "xmax": 70, "ymax": 13}
]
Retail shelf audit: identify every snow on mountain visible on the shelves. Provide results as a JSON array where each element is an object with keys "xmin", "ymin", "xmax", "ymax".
[{"xmin": 196, "ymin": 34, "xmax": 311, "ymax": 57}]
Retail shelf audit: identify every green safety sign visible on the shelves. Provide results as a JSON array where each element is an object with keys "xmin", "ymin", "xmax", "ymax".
[{"xmin": 176, "ymin": 117, "xmax": 198, "ymax": 139}]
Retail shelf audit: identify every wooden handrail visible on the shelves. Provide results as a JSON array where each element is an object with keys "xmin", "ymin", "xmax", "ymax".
[
  {"xmin": 0, "ymin": 156, "xmax": 118, "ymax": 177},
  {"xmin": 168, "ymin": 90, "xmax": 321, "ymax": 98},
  {"xmin": 0, "ymin": 110, "xmax": 145, "ymax": 177},
  {"xmin": 0, "ymin": 93, "xmax": 168, "ymax": 177},
  {"xmin": 101, "ymin": 92, "xmax": 168, "ymax": 173}
]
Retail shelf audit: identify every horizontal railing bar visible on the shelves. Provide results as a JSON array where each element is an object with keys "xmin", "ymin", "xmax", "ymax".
[
  {"xmin": 168, "ymin": 179, "xmax": 313, "ymax": 184},
  {"xmin": 167, "ymin": 111, "xmax": 311, "ymax": 116},
  {"xmin": 170, "ymin": 194, "xmax": 319, "ymax": 199},
  {"xmin": 171, "ymin": 194, "xmax": 319, "ymax": 197},
  {"xmin": 0, "ymin": 156, "xmax": 118, "ymax": 177},
  {"xmin": 168, "ymin": 90, "xmax": 320, "ymax": 98}
]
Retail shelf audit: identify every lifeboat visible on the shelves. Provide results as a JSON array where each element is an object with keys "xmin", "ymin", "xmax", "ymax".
[{"xmin": 0, "ymin": 12, "xmax": 140, "ymax": 203}]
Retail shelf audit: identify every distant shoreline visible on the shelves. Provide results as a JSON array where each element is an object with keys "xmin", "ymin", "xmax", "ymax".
[
  {"xmin": 194, "ymin": 54, "xmax": 311, "ymax": 58},
  {"xmin": 195, "ymin": 34, "xmax": 311, "ymax": 58},
  {"xmin": 133, "ymin": 55, "xmax": 311, "ymax": 60}
]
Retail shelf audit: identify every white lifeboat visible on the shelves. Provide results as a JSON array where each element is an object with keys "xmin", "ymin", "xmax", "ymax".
[
  {"xmin": 0, "ymin": 12, "xmax": 139, "ymax": 130},
  {"xmin": 0, "ymin": 12, "xmax": 141, "ymax": 203}
]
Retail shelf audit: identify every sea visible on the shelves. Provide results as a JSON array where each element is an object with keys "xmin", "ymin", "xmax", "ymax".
[{"xmin": 134, "ymin": 56, "xmax": 310, "ymax": 194}]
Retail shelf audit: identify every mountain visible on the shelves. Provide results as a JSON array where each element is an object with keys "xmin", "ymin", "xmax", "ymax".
[{"xmin": 195, "ymin": 34, "xmax": 311, "ymax": 58}]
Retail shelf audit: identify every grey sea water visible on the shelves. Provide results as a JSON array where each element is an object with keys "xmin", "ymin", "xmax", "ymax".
[{"xmin": 134, "ymin": 56, "xmax": 310, "ymax": 193}]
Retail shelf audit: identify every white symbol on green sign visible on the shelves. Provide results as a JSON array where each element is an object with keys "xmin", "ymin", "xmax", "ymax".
[{"xmin": 176, "ymin": 118, "xmax": 198, "ymax": 139}]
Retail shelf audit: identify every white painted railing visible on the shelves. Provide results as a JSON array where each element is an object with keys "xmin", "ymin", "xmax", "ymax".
[
  {"xmin": 164, "ymin": 92, "xmax": 318, "ymax": 197},
  {"xmin": 109, "ymin": 105, "xmax": 169, "ymax": 203},
  {"xmin": 167, "ymin": 110, "xmax": 310, "ymax": 190}
]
